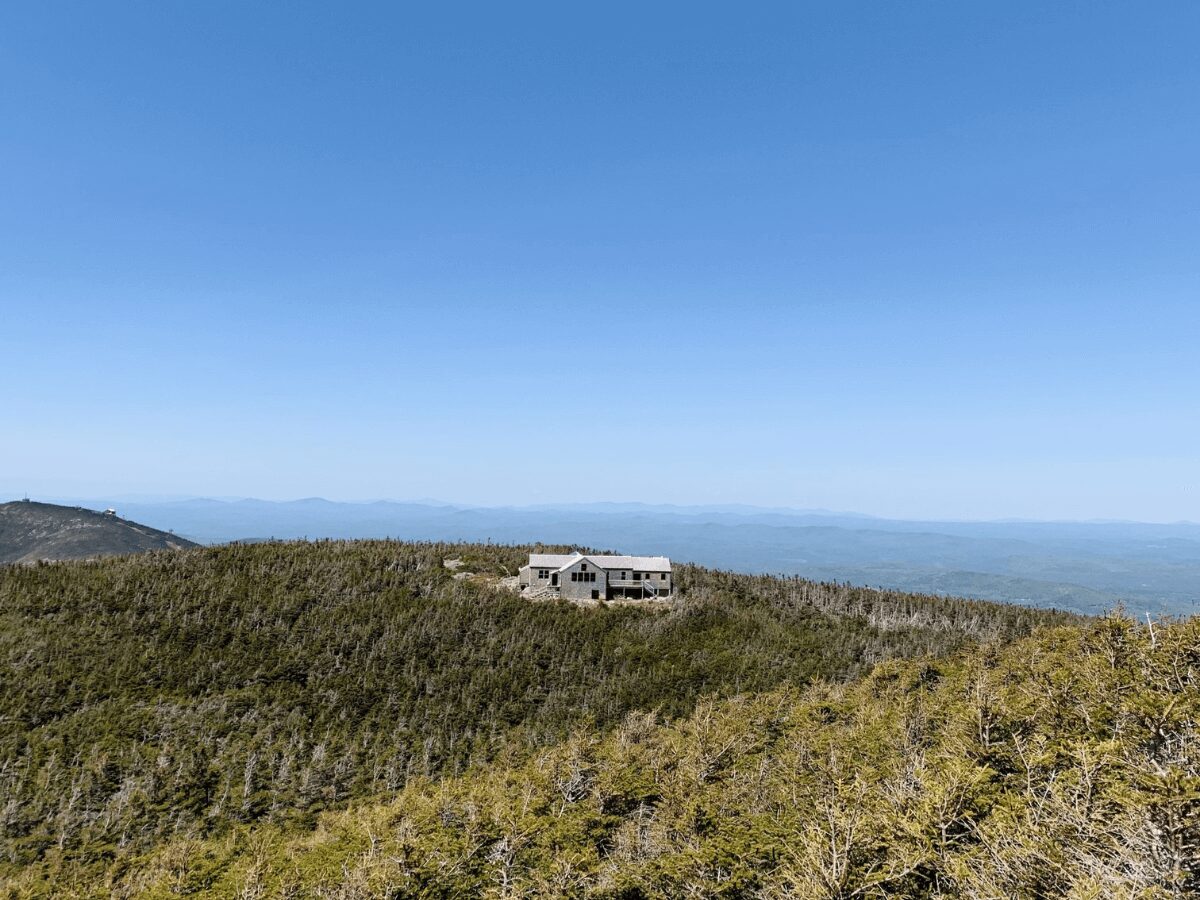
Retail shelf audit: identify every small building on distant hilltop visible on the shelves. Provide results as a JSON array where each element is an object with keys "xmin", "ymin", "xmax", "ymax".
[{"xmin": 519, "ymin": 552, "xmax": 672, "ymax": 601}]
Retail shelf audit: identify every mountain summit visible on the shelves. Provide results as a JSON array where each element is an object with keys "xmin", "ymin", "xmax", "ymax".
[{"xmin": 0, "ymin": 500, "xmax": 197, "ymax": 564}]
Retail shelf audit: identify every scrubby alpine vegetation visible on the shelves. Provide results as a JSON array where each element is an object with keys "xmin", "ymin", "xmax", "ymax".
[
  {"xmin": 0, "ymin": 540, "xmax": 1084, "ymax": 896},
  {"xmin": 17, "ymin": 615, "xmax": 1198, "ymax": 899}
]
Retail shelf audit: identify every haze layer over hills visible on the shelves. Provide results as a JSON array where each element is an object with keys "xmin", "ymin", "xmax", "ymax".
[{"xmin": 71, "ymin": 496, "xmax": 1200, "ymax": 616}]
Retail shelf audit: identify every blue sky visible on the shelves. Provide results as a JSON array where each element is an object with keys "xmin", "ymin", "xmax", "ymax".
[{"xmin": 2, "ymin": 2, "xmax": 1198, "ymax": 520}]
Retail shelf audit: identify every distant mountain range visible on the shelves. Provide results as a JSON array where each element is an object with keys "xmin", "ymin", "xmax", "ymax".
[
  {"xmin": 30, "ymin": 496, "xmax": 1200, "ymax": 616},
  {"xmin": 0, "ymin": 500, "xmax": 198, "ymax": 564}
]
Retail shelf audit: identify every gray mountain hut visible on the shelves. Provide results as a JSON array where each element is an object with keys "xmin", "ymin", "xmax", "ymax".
[{"xmin": 519, "ymin": 552, "xmax": 672, "ymax": 601}]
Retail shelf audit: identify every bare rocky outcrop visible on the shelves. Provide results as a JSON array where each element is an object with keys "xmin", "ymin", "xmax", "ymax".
[{"xmin": 0, "ymin": 500, "xmax": 198, "ymax": 564}]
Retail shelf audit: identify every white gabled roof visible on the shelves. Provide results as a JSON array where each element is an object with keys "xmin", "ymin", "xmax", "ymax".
[{"xmin": 528, "ymin": 552, "xmax": 671, "ymax": 572}]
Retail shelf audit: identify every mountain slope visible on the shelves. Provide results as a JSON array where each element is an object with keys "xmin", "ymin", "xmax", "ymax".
[
  {"xmin": 0, "ymin": 500, "xmax": 197, "ymax": 564},
  {"xmin": 20, "ymin": 614, "xmax": 1193, "ymax": 899},
  {"xmin": 0, "ymin": 540, "xmax": 1079, "ymax": 878}
]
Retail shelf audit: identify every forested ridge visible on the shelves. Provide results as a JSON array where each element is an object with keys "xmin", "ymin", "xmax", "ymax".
[{"xmin": 0, "ymin": 540, "xmax": 1082, "ymax": 895}]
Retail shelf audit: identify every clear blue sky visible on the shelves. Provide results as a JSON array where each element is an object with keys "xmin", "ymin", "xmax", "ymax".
[{"xmin": 2, "ymin": 2, "xmax": 1197, "ymax": 520}]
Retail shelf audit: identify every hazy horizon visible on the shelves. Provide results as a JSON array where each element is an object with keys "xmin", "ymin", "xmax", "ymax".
[
  {"xmin": 5, "ymin": 493, "xmax": 1198, "ymax": 528},
  {"xmin": 9, "ymin": 492, "xmax": 1200, "ymax": 614}
]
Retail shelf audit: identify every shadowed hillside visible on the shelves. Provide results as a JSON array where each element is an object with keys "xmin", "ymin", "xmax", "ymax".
[{"xmin": 0, "ymin": 500, "xmax": 197, "ymax": 564}]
